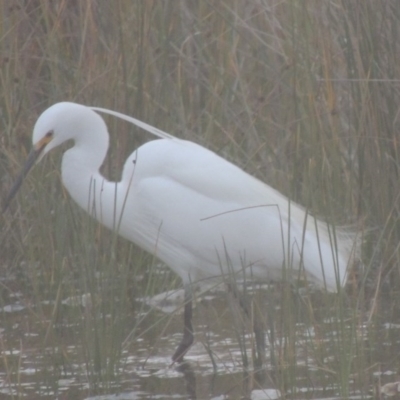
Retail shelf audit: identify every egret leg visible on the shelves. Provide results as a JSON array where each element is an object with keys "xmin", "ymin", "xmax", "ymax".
[{"xmin": 172, "ymin": 286, "xmax": 194, "ymax": 362}]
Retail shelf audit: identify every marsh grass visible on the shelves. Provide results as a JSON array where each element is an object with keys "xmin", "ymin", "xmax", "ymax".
[{"xmin": 1, "ymin": 0, "xmax": 400, "ymax": 398}]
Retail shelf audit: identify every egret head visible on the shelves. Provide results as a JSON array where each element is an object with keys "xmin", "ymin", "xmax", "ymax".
[
  {"xmin": 30, "ymin": 103, "xmax": 66, "ymax": 161},
  {"xmin": 32, "ymin": 102, "xmax": 104, "ymax": 159},
  {"xmin": 3, "ymin": 102, "xmax": 102, "ymax": 212}
]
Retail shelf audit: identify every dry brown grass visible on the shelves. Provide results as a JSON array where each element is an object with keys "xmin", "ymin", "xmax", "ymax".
[
  {"xmin": 1, "ymin": 0, "xmax": 400, "ymax": 396},
  {"xmin": 2, "ymin": 0, "xmax": 400, "ymax": 287}
]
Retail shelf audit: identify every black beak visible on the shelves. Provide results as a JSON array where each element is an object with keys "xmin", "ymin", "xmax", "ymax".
[{"xmin": 3, "ymin": 146, "xmax": 45, "ymax": 213}]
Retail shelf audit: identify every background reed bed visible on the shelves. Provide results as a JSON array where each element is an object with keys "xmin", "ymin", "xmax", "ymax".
[{"xmin": 1, "ymin": 1, "xmax": 400, "ymax": 398}]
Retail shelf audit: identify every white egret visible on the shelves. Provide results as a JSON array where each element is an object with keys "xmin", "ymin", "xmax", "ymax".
[{"xmin": 3, "ymin": 102, "xmax": 359, "ymax": 362}]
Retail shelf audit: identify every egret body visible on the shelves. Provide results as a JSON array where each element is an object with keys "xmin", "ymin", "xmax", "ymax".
[{"xmin": 4, "ymin": 102, "xmax": 358, "ymax": 362}]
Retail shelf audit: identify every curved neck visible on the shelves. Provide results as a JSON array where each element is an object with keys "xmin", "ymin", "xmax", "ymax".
[{"xmin": 61, "ymin": 131, "xmax": 123, "ymax": 231}]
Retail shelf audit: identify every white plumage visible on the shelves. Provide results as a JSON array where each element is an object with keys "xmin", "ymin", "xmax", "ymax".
[{"xmin": 5, "ymin": 102, "xmax": 359, "ymax": 361}]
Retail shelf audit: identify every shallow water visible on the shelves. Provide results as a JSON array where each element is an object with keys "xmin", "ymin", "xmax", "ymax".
[{"xmin": 0, "ymin": 280, "xmax": 399, "ymax": 400}]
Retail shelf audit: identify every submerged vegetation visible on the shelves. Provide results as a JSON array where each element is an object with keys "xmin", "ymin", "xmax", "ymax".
[{"xmin": 1, "ymin": 1, "xmax": 400, "ymax": 398}]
